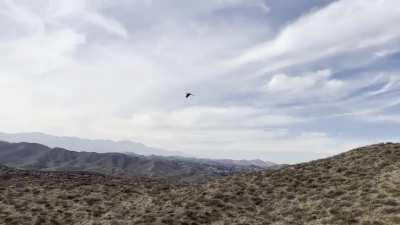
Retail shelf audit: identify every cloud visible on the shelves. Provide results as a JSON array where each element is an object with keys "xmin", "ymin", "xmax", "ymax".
[
  {"xmin": 235, "ymin": 0, "xmax": 400, "ymax": 72},
  {"xmin": 374, "ymin": 48, "xmax": 400, "ymax": 58},
  {"xmin": 121, "ymin": 106, "xmax": 302, "ymax": 151},
  {"xmin": 129, "ymin": 106, "xmax": 303, "ymax": 129},
  {"xmin": 362, "ymin": 115, "xmax": 400, "ymax": 124},
  {"xmin": 0, "ymin": 29, "xmax": 85, "ymax": 77},
  {"xmin": 84, "ymin": 12, "xmax": 129, "ymax": 38},
  {"xmin": 266, "ymin": 69, "xmax": 344, "ymax": 95}
]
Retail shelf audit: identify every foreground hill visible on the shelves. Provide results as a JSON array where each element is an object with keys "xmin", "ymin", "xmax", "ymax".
[
  {"xmin": 1, "ymin": 143, "xmax": 400, "ymax": 224},
  {"xmin": 0, "ymin": 141, "xmax": 269, "ymax": 182}
]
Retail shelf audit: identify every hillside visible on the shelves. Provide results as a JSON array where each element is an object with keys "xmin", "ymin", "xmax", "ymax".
[
  {"xmin": 0, "ymin": 141, "xmax": 269, "ymax": 182},
  {"xmin": 1, "ymin": 143, "xmax": 400, "ymax": 224}
]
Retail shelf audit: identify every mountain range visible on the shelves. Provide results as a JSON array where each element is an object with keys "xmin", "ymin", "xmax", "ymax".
[
  {"xmin": 0, "ymin": 132, "xmax": 274, "ymax": 168},
  {"xmin": 0, "ymin": 132, "xmax": 181, "ymax": 156},
  {"xmin": 0, "ymin": 141, "xmax": 274, "ymax": 182}
]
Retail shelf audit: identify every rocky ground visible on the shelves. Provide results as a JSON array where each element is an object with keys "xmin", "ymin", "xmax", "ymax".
[{"xmin": 1, "ymin": 143, "xmax": 400, "ymax": 225}]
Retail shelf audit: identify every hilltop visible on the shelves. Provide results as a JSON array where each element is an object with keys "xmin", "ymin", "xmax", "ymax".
[{"xmin": 1, "ymin": 143, "xmax": 400, "ymax": 224}]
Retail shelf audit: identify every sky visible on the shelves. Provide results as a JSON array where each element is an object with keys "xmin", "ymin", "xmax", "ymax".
[{"xmin": 1, "ymin": 0, "xmax": 400, "ymax": 163}]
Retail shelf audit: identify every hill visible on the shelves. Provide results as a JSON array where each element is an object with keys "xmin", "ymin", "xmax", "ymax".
[
  {"xmin": 1, "ymin": 143, "xmax": 400, "ymax": 224},
  {"xmin": 0, "ymin": 141, "xmax": 270, "ymax": 182}
]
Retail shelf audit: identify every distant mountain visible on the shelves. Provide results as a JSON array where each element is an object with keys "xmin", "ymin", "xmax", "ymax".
[
  {"xmin": 0, "ymin": 132, "xmax": 273, "ymax": 168},
  {"xmin": 0, "ymin": 132, "xmax": 183, "ymax": 156},
  {"xmin": 0, "ymin": 141, "xmax": 272, "ymax": 182},
  {"xmin": 203, "ymin": 158, "xmax": 274, "ymax": 168},
  {"xmin": 147, "ymin": 155, "xmax": 276, "ymax": 169}
]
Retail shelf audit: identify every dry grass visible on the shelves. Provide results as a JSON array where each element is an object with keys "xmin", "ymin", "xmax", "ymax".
[{"xmin": 1, "ymin": 143, "xmax": 400, "ymax": 225}]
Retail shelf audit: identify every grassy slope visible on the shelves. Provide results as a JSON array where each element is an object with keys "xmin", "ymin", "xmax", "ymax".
[{"xmin": 1, "ymin": 143, "xmax": 400, "ymax": 225}]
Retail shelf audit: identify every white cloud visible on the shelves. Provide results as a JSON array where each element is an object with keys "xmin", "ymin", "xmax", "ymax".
[
  {"xmin": 0, "ymin": 29, "xmax": 85, "ymax": 77},
  {"xmin": 263, "ymin": 69, "xmax": 352, "ymax": 107},
  {"xmin": 84, "ymin": 12, "xmax": 129, "ymax": 38},
  {"xmin": 361, "ymin": 114, "xmax": 400, "ymax": 124},
  {"xmin": 266, "ymin": 69, "xmax": 344, "ymax": 94},
  {"xmin": 374, "ymin": 48, "xmax": 400, "ymax": 58},
  {"xmin": 128, "ymin": 106, "xmax": 302, "ymax": 130},
  {"xmin": 235, "ymin": 0, "xmax": 400, "ymax": 72}
]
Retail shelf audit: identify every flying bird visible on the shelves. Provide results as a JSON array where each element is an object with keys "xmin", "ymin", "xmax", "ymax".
[{"xmin": 185, "ymin": 92, "xmax": 194, "ymax": 98}]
